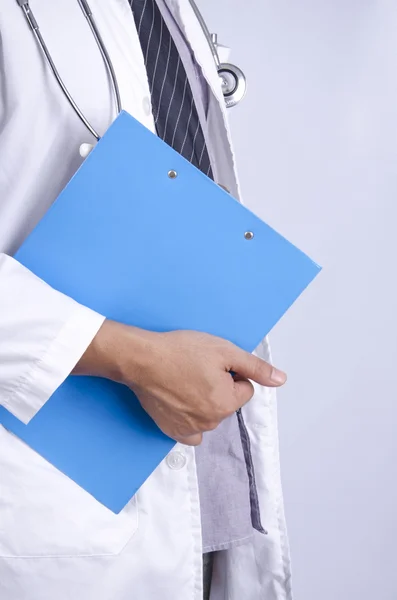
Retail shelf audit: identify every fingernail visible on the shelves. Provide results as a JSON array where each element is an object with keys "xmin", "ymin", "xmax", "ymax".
[{"xmin": 270, "ymin": 367, "xmax": 287, "ymax": 385}]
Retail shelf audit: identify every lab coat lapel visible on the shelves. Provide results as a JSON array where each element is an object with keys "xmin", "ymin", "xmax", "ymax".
[
  {"xmin": 165, "ymin": 0, "xmax": 226, "ymax": 112},
  {"xmin": 166, "ymin": 0, "xmax": 242, "ymax": 200}
]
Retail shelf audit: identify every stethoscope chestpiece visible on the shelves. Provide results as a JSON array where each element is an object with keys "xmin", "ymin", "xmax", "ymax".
[{"xmin": 217, "ymin": 63, "xmax": 247, "ymax": 109}]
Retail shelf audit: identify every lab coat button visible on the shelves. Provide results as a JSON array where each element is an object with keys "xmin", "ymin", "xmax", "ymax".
[
  {"xmin": 166, "ymin": 451, "xmax": 187, "ymax": 470},
  {"xmin": 143, "ymin": 96, "xmax": 152, "ymax": 116}
]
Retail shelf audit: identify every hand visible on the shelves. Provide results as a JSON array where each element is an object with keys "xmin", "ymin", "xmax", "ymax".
[{"xmin": 74, "ymin": 321, "xmax": 287, "ymax": 446}]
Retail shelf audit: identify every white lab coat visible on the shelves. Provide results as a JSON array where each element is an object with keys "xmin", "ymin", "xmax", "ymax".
[{"xmin": 0, "ymin": 1, "xmax": 292, "ymax": 599}]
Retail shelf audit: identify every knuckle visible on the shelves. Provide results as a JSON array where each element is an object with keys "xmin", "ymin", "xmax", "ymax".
[
  {"xmin": 205, "ymin": 420, "xmax": 219, "ymax": 432},
  {"xmin": 173, "ymin": 424, "xmax": 195, "ymax": 439},
  {"xmin": 246, "ymin": 381, "xmax": 255, "ymax": 399},
  {"xmin": 185, "ymin": 434, "xmax": 202, "ymax": 446},
  {"xmin": 223, "ymin": 344, "xmax": 237, "ymax": 362},
  {"xmin": 243, "ymin": 389, "xmax": 254, "ymax": 405}
]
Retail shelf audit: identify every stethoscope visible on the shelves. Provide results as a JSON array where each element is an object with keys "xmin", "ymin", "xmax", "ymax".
[{"xmin": 17, "ymin": 0, "xmax": 247, "ymax": 146}]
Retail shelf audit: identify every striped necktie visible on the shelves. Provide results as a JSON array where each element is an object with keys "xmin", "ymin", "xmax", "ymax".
[{"xmin": 130, "ymin": 0, "xmax": 214, "ymax": 179}]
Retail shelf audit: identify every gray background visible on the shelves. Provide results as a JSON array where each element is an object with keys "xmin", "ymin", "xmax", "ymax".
[{"xmin": 200, "ymin": 1, "xmax": 397, "ymax": 599}]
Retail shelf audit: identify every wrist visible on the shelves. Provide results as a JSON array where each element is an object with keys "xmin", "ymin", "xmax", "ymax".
[
  {"xmin": 73, "ymin": 319, "xmax": 117, "ymax": 379},
  {"xmin": 73, "ymin": 320, "xmax": 157, "ymax": 385},
  {"xmin": 111, "ymin": 324, "xmax": 158, "ymax": 386}
]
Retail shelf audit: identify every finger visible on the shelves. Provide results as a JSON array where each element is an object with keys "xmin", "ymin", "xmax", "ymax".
[
  {"xmin": 229, "ymin": 349, "xmax": 287, "ymax": 387},
  {"xmin": 177, "ymin": 433, "xmax": 203, "ymax": 446},
  {"xmin": 233, "ymin": 378, "xmax": 255, "ymax": 407}
]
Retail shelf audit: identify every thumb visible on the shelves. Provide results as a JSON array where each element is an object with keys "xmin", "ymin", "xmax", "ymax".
[{"xmin": 229, "ymin": 349, "xmax": 287, "ymax": 388}]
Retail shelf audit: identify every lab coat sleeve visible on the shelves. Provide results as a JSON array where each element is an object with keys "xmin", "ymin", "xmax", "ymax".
[{"xmin": 0, "ymin": 253, "xmax": 105, "ymax": 424}]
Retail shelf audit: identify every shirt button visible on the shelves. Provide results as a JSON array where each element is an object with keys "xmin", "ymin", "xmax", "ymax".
[
  {"xmin": 166, "ymin": 451, "xmax": 187, "ymax": 470},
  {"xmin": 142, "ymin": 96, "xmax": 152, "ymax": 116}
]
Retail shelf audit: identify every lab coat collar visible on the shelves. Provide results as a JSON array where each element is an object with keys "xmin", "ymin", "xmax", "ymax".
[
  {"xmin": 165, "ymin": 0, "xmax": 227, "ymax": 114},
  {"xmin": 165, "ymin": 0, "xmax": 241, "ymax": 203}
]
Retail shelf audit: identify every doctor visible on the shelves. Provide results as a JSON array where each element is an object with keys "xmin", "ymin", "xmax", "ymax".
[{"xmin": 0, "ymin": 1, "xmax": 292, "ymax": 599}]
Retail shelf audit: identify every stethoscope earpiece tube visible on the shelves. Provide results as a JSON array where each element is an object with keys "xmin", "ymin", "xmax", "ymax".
[{"xmin": 18, "ymin": 0, "xmax": 101, "ymax": 140}]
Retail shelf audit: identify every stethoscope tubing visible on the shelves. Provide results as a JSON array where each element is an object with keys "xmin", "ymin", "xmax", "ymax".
[{"xmin": 17, "ymin": 0, "xmax": 245, "ymax": 140}]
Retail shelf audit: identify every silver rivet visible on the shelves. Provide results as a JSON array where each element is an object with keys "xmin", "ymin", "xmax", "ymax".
[
  {"xmin": 168, "ymin": 170, "xmax": 178, "ymax": 179},
  {"xmin": 244, "ymin": 231, "xmax": 254, "ymax": 240}
]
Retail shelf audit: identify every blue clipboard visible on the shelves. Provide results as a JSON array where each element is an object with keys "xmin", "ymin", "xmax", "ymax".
[{"xmin": 0, "ymin": 111, "xmax": 321, "ymax": 513}]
